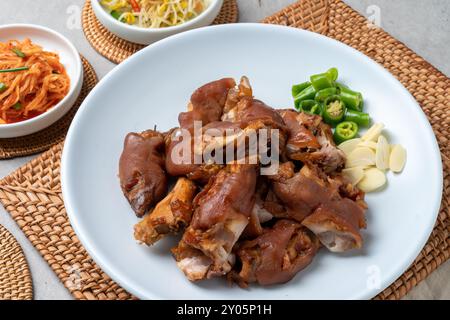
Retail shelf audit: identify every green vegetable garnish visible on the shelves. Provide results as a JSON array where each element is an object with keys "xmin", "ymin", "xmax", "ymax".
[
  {"xmin": 327, "ymin": 67, "xmax": 339, "ymax": 81},
  {"xmin": 293, "ymin": 85, "xmax": 316, "ymax": 109},
  {"xmin": 344, "ymin": 109, "xmax": 370, "ymax": 127},
  {"xmin": 111, "ymin": 10, "xmax": 122, "ymax": 20},
  {"xmin": 314, "ymin": 87, "xmax": 338, "ymax": 103},
  {"xmin": 12, "ymin": 47, "xmax": 26, "ymax": 58},
  {"xmin": 291, "ymin": 68, "xmax": 369, "ymax": 131},
  {"xmin": 0, "ymin": 82, "xmax": 7, "ymax": 93},
  {"xmin": 334, "ymin": 121, "xmax": 359, "ymax": 144},
  {"xmin": 0, "ymin": 66, "xmax": 29, "ymax": 73},
  {"xmin": 298, "ymin": 100, "xmax": 322, "ymax": 116},
  {"xmin": 310, "ymin": 68, "xmax": 337, "ymax": 91},
  {"xmin": 291, "ymin": 81, "xmax": 310, "ymax": 98},
  {"xmin": 12, "ymin": 102, "xmax": 22, "ymax": 110},
  {"xmin": 337, "ymin": 83, "xmax": 363, "ymax": 112},
  {"xmin": 323, "ymin": 96, "xmax": 346, "ymax": 127}
]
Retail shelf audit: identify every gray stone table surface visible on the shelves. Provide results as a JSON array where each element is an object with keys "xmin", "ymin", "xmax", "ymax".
[{"xmin": 0, "ymin": 0, "xmax": 449, "ymax": 300}]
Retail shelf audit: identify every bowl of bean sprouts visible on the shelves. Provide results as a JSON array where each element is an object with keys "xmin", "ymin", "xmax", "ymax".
[{"xmin": 92, "ymin": 0, "xmax": 224, "ymax": 44}]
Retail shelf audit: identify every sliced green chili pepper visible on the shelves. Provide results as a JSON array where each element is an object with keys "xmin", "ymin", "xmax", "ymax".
[
  {"xmin": 334, "ymin": 121, "xmax": 359, "ymax": 144},
  {"xmin": 0, "ymin": 82, "xmax": 7, "ymax": 93},
  {"xmin": 0, "ymin": 66, "xmax": 29, "ymax": 73},
  {"xmin": 310, "ymin": 68, "xmax": 337, "ymax": 91},
  {"xmin": 294, "ymin": 85, "xmax": 316, "ymax": 109},
  {"xmin": 11, "ymin": 48, "xmax": 26, "ymax": 58},
  {"xmin": 327, "ymin": 67, "xmax": 338, "ymax": 81},
  {"xmin": 110, "ymin": 10, "xmax": 122, "ymax": 20},
  {"xmin": 314, "ymin": 87, "xmax": 338, "ymax": 103},
  {"xmin": 292, "ymin": 81, "xmax": 311, "ymax": 98},
  {"xmin": 12, "ymin": 102, "xmax": 22, "ymax": 110},
  {"xmin": 345, "ymin": 109, "xmax": 370, "ymax": 127},
  {"xmin": 323, "ymin": 95, "xmax": 346, "ymax": 127},
  {"xmin": 298, "ymin": 100, "xmax": 322, "ymax": 115},
  {"xmin": 337, "ymin": 83, "xmax": 363, "ymax": 111}
]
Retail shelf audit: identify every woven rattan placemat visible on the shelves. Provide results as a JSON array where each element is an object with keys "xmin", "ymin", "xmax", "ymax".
[
  {"xmin": 0, "ymin": 224, "xmax": 33, "ymax": 300},
  {"xmin": 0, "ymin": 0, "xmax": 448, "ymax": 300},
  {"xmin": 0, "ymin": 56, "xmax": 98, "ymax": 159},
  {"xmin": 82, "ymin": 0, "xmax": 239, "ymax": 64}
]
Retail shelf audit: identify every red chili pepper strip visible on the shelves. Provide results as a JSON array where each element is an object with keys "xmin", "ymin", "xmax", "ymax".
[{"xmin": 130, "ymin": 0, "xmax": 141, "ymax": 12}]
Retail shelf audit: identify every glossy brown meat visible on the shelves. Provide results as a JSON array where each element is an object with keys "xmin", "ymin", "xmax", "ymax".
[
  {"xmin": 194, "ymin": 121, "xmax": 243, "ymax": 161},
  {"xmin": 172, "ymin": 241, "xmax": 213, "ymax": 281},
  {"xmin": 268, "ymin": 162, "xmax": 366, "ymax": 252},
  {"xmin": 278, "ymin": 110, "xmax": 345, "ymax": 173},
  {"xmin": 223, "ymin": 97, "xmax": 286, "ymax": 130},
  {"xmin": 223, "ymin": 76, "xmax": 253, "ymax": 113},
  {"xmin": 269, "ymin": 162, "xmax": 334, "ymax": 222},
  {"xmin": 190, "ymin": 164, "xmax": 256, "ymax": 230},
  {"xmin": 278, "ymin": 109, "xmax": 321, "ymax": 150},
  {"xmin": 134, "ymin": 178, "xmax": 197, "ymax": 245},
  {"xmin": 241, "ymin": 177, "xmax": 273, "ymax": 239},
  {"xmin": 190, "ymin": 77, "xmax": 236, "ymax": 126},
  {"xmin": 231, "ymin": 219, "xmax": 320, "ymax": 287},
  {"xmin": 173, "ymin": 164, "xmax": 257, "ymax": 280},
  {"xmin": 222, "ymin": 97, "xmax": 287, "ymax": 171},
  {"xmin": 165, "ymin": 78, "xmax": 235, "ymax": 179},
  {"xmin": 302, "ymin": 200, "xmax": 366, "ymax": 252},
  {"xmin": 119, "ymin": 130, "xmax": 167, "ymax": 217}
]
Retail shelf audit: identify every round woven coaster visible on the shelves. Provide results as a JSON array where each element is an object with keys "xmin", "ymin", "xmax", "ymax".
[
  {"xmin": 0, "ymin": 56, "xmax": 98, "ymax": 159},
  {"xmin": 0, "ymin": 224, "xmax": 33, "ymax": 300},
  {"xmin": 82, "ymin": 0, "xmax": 239, "ymax": 64}
]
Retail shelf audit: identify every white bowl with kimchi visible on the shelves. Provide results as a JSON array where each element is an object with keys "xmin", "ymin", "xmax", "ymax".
[
  {"xmin": 92, "ymin": 0, "xmax": 224, "ymax": 45},
  {"xmin": 0, "ymin": 24, "xmax": 82, "ymax": 138}
]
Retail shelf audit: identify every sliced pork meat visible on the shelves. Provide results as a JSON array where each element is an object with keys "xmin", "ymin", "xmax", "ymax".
[
  {"xmin": 165, "ymin": 78, "xmax": 236, "ymax": 180},
  {"xmin": 189, "ymin": 77, "xmax": 237, "ymax": 126},
  {"xmin": 223, "ymin": 76, "xmax": 253, "ymax": 113},
  {"xmin": 119, "ymin": 130, "xmax": 167, "ymax": 217},
  {"xmin": 165, "ymin": 127, "xmax": 222, "ymax": 183},
  {"xmin": 193, "ymin": 121, "xmax": 243, "ymax": 162},
  {"xmin": 172, "ymin": 164, "xmax": 257, "ymax": 280},
  {"xmin": 172, "ymin": 241, "xmax": 214, "ymax": 281},
  {"xmin": 278, "ymin": 109, "xmax": 321, "ymax": 151},
  {"xmin": 230, "ymin": 219, "xmax": 320, "ymax": 287},
  {"xmin": 241, "ymin": 177, "xmax": 273, "ymax": 239},
  {"xmin": 269, "ymin": 162, "xmax": 367, "ymax": 252},
  {"xmin": 121, "ymin": 76, "xmax": 371, "ymax": 286},
  {"xmin": 302, "ymin": 201, "xmax": 366, "ymax": 252},
  {"xmin": 134, "ymin": 178, "xmax": 197, "ymax": 245},
  {"xmin": 278, "ymin": 110, "xmax": 345, "ymax": 173},
  {"xmin": 223, "ymin": 97, "xmax": 286, "ymax": 130}
]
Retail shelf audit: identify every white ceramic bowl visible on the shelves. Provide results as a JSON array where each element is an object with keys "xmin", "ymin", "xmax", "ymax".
[
  {"xmin": 0, "ymin": 24, "xmax": 82, "ymax": 138},
  {"xmin": 91, "ymin": 0, "xmax": 224, "ymax": 45}
]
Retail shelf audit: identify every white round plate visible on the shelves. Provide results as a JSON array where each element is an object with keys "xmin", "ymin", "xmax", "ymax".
[{"xmin": 62, "ymin": 24, "xmax": 443, "ymax": 300}]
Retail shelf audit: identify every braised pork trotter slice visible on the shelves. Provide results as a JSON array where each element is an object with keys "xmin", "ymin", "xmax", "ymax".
[
  {"xmin": 172, "ymin": 164, "xmax": 257, "ymax": 280},
  {"xmin": 134, "ymin": 177, "xmax": 197, "ymax": 245},
  {"xmin": 269, "ymin": 162, "xmax": 367, "ymax": 252},
  {"xmin": 278, "ymin": 110, "xmax": 345, "ymax": 173},
  {"xmin": 119, "ymin": 130, "xmax": 167, "ymax": 217},
  {"xmin": 231, "ymin": 219, "xmax": 320, "ymax": 287},
  {"xmin": 165, "ymin": 78, "xmax": 235, "ymax": 179}
]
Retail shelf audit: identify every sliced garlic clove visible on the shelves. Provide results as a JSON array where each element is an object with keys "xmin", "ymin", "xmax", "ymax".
[
  {"xmin": 375, "ymin": 135, "xmax": 390, "ymax": 170},
  {"xmin": 338, "ymin": 138, "xmax": 361, "ymax": 156},
  {"xmin": 342, "ymin": 167, "xmax": 365, "ymax": 185},
  {"xmin": 346, "ymin": 147, "xmax": 376, "ymax": 168},
  {"xmin": 390, "ymin": 144, "xmax": 407, "ymax": 173},
  {"xmin": 361, "ymin": 123, "xmax": 384, "ymax": 142},
  {"xmin": 358, "ymin": 140, "xmax": 377, "ymax": 150},
  {"xmin": 357, "ymin": 168, "xmax": 387, "ymax": 192}
]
